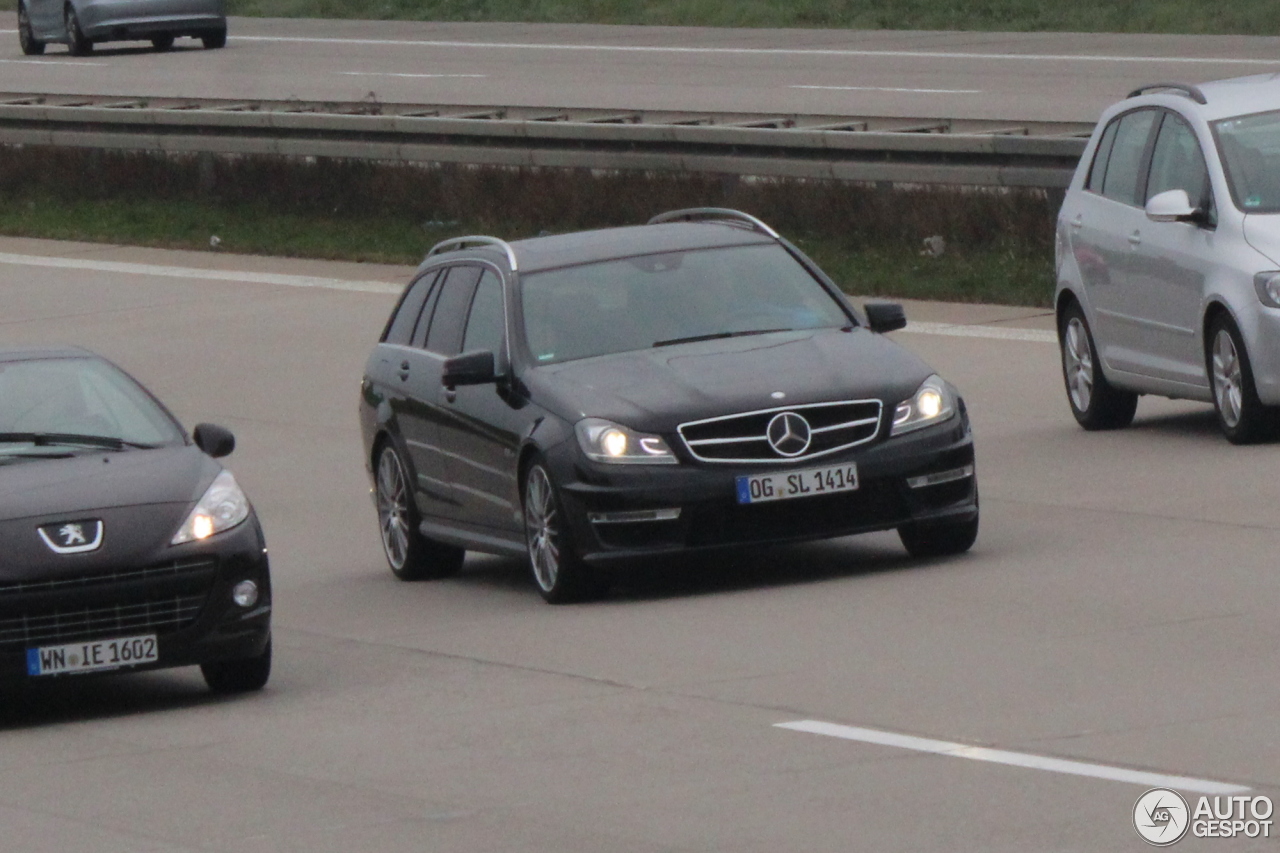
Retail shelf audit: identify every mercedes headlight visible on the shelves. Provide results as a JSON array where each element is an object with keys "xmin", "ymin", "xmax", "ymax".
[
  {"xmin": 891, "ymin": 375, "xmax": 956, "ymax": 436},
  {"xmin": 172, "ymin": 470, "xmax": 251, "ymax": 544},
  {"xmin": 575, "ymin": 418, "xmax": 678, "ymax": 464}
]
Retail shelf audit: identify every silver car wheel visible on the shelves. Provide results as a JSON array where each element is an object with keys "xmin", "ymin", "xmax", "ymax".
[
  {"xmin": 376, "ymin": 447, "xmax": 411, "ymax": 570},
  {"xmin": 1212, "ymin": 328, "xmax": 1243, "ymax": 428},
  {"xmin": 524, "ymin": 466, "xmax": 560, "ymax": 592},
  {"xmin": 1064, "ymin": 317, "xmax": 1094, "ymax": 413}
]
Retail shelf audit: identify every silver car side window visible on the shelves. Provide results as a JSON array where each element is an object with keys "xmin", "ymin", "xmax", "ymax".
[
  {"xmin": 1101, "ymin": 109, "xmax": 1158, "ymax": 206},
  {"xmin": 1086, "ymin": 119, "xmax": 1120, "ymax": 193},
  {"xmin": 1147, "ymin": 113, "xmax": 1213, "ymax": 213}
]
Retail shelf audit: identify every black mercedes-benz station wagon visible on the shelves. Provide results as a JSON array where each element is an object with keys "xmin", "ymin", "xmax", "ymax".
[
  {"xmin": 359, "ymin": 209, "xmax": 978, "ymax": 602},
  {"xmin": 0, "ymin": 347, "xmax": 272, "ymax": 692}
]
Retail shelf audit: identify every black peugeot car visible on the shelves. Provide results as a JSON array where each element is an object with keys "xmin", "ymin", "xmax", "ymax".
[
  {"xmin": 0, "ymin": 347, "xmax": 272, "ymax": 691},
  {"xmin": 359, "ymin": 209, "xmax": 977, "ymax": 603}
]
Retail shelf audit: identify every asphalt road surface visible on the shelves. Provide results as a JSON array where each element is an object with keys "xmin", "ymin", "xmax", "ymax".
[
  {"xmin": 3, "ymin": 18, "xmax": 1280, "ymax": 122},
  {"xmin": 1, "ymin": 237, "xmax": 1277, "ymax": 851}
]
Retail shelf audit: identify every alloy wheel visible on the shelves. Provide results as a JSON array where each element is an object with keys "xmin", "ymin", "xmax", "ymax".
[
  {"xmin": 1063, "ymin": 317, "xmax": 1094, "ymax": 413},
  {"xmin": 1212, "ymin": 328, "xmax": 1243, "ymax": 428},
  {"xmin": 376, "ymin": 448, "xmax": 411, "ymax": 570},
  {"xmin": 524, "ymin": 466, "xmax": 560, "ymax": 592}
]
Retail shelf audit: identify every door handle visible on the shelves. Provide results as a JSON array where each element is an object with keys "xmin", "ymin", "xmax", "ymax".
[
  {"xmin": 398, "ymin": 360, "xmax": 410, "ymax": 381},
  {"xmin": 443, "ymin": 388, "xmax": 457, "ymax": 403},
  {"xmin": 1070, "ymin": 215, "xmax": 1083, "ymax": 229},
  {"xmin": 1128, "ymin": 232, "xmax": 1142, "ymax": 246}
]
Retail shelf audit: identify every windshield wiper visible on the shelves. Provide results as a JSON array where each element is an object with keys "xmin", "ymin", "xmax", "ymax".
[
  {"xmin": 653, "ymin": 328, "xmax": 793, "ymax": 348},
  {"xmin": 0, "ymin": 432, "xmax": 158, "ymax": 450}
]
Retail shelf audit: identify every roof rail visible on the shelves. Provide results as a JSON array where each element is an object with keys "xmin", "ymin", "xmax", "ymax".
[
  {"xmin": 1127, "ymin": 83, "xmax": 1207, "ymax": 105},
  {"xmin": 647, "ymin": 208, "xmax": 781, "ymax": 239},
  {"xmin": 426, "ymin": 235, "xmax": 519, "ymax": 271}
]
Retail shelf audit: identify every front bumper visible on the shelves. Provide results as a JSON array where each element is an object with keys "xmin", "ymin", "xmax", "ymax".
[
  {"xmin": 547, "ymin": 410, "xmax": 977, "ymax": 563},
  {"xmin": 0, "ymin": 516, "xmax": 271, "ymax": 682}
]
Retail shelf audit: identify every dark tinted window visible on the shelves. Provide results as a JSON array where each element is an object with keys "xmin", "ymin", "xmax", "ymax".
[
  {"xmin": 461, "ymin": 270, "xmax": 505, "ymax": 354},
  {"xmin": 1086, "ymin": 119, "xmax": 1120, "ymax": 193},
  {"xmin": 1147, "ymin": 113, "xmax": 1212, "ymax": 211},
  {"xmin": 410, "ymin": 270, "xmax": 446, "ymax": 348},
  {"xmin": 1102, "ymin": 109, "xmax": 1158, "ymax": 205},
  {"xmin": 383, "ymin": 271, "xmax": 439, "ymax": 345},
  {"xmin": 425, "ymin": 265, "xmax": 483, "ymax": 356}
]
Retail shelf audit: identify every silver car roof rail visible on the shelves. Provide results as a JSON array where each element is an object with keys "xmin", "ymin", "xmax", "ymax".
[
  {"xmin": 647, "ymin": 208, "xmax": 781, "ymax": 240},
  {"xmin": 426, "ymin": 236, "xmax": 519, "ymax": 271},
  {"xmin": 1127, "ymin": 83, "xmax": 1207, "ymax": 105}
]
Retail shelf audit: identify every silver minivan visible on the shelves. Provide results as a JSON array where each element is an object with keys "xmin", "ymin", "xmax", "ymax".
[
  {"xmin": 1056, "ymin": 75, "xmax": 1280, "ymax": 443},
  {"xmin": 18, "ymin": 0, "xmax": 226, "ymax": 55}
]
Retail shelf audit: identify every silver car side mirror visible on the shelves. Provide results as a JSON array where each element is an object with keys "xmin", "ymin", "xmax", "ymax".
[{"xmin": 1145, "ymin": 188, "xmax": 1198, "ymax": 223}]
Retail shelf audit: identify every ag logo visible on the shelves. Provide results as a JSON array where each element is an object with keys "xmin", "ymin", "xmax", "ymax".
[
  {"xmin": 1134, "ymin": 788, "xmax": 1190, "ymax": 846},
  {"xmin": 37, "ymin": 519, "xmax": 104, "ymax": 555}
]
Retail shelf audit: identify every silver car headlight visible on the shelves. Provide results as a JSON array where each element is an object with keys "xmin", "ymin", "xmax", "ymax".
[
  {"xmin": 575, "ymin": 418, "xmax": 678, "ymax": 464},
  {"xmin": 891, "ymin": 375, "xmax": 956, "ymax": 436},
  {"xmin": 172, "ymin": 470, "xmax": 251, "ymax": 544},
  {"xmin": 1254, "ymin": 272, "xmax": 1280, "ymax": 308}
]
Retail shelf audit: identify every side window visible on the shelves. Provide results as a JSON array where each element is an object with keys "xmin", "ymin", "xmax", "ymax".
[
  {"xmin": 1147, "ymin": 113, "xmax": 1213, "ymax": 213},
  {"xmin": 424, "ymin": 266, "xmax": 483, "ymax": 357},
  {"xmin": 382, "ymin": 271, "xmax": 439, "ymax": 345},
  {"xmin": 1101, "ymin": 109, "xmax": 1158, "ymax": 206},
  {"xmin": 410, "ymin": 268, "xmax": 446, "ymax": 348},
  {"xmin": 461, "ymin": 270, "xmax": 506, "ymax": 354},
  {"xmin": 1086, "ymin": 119, "xmax": 1120, "ymax": 193}
]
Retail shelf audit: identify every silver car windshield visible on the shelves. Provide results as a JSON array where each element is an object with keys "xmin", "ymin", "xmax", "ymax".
[
  {"xmin": 0, "ymin": 357, "xmax": 183, "ymax": 454},
  {"xmin": 520, "ymin": 243, "xmax": 851, "ymax": 365},
  {"xmin": 1215, "ymin": 110, "xmax": 1280, "ymax": 213}
]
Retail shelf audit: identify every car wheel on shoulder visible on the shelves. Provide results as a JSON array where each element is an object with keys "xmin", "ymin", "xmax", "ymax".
[
  {"xmin": 18, "ymin": 3, "xmax": 45, "ymax": 55},
  {"xmin": 523, "ymin": 461, "xmax": 607, "ymax": 604},
  {"xmin": 150, "ymin": 33, "xmax": 174, "ymax": 51},
  {"xmin": 375, "ymin": 442, "xmax": 465, "ymax": 580},
  {"xmin": 63, "ymin": 4, "xmax": 92, "ymax": 54},
  {"xmin": 201, "ymin": 638, "xmax": 272, "ymax": 694},
  {"xmin": 1060, "ymin": 302, "xmax": 1138, "ymax": 430},
  {"xmin": 1208, "ymin": 314, "xmax": 1276, "ymax": 444}
]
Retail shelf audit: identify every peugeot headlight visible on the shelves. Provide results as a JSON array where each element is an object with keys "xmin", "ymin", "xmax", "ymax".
[
  {"xmin": 172, "ymin": 470, "xmax": 251, "ymax": 544},
  {"xmin": 891, "ymin": 375, "xmax": 956, "ymax": 436},
  {"xmin": 575, "ymin": 418, "xmax": 678, "ymax": 464},
  {"xmin": 1255, "ymin": 272, "xmax": 1280, "ymax": 308}
]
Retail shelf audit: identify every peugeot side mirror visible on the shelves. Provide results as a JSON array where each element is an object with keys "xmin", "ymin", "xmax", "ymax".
[
  {"xmin": 193, "ymin": 423, "xmax": 236, "ymax": 458},
  {"xmin": 442, "ymin": 350, "xmax": 497, "ymax": 388},
  {"xmin": 864, "ymin": 302, "xmax": 907, "ymax": 334}
]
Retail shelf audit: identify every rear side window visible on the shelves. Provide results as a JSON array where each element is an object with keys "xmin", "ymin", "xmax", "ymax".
[
  {"xmin": 461, "ymin": 270, "xmax": 505, "ymax": 354},
  {"xmin": 382, "ymin": 271, "xmax": 439, "ymax": 345},
  {"xmin": 1086, "ymin": 119, "xmax": 1120, "ymax": 193},
  {"xmin": 425, "ymin": 266, "xmax": 483, "ymax": 356},
  {"xmin": 1101, "ymin": 109, "xmax": 1158, "ymax": 205}
]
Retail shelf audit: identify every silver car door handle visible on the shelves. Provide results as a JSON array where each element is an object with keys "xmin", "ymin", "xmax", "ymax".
[
  {"xmin": 1070, "ymin": 215, "xmax": 1083, "ymax": 229},
  {"xmin": 1128, "ymin": 232, "xmax": 1142, "ymax": 246}
]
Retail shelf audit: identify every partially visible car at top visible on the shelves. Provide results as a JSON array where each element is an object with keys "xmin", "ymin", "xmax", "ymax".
[
  {"xmin": 1056, "ymin": 75, "xmax": 1280, "ymax": 443},
  {"xmin": 358, "ymin": 209, "xmax": 978, "ymax": 603},
  {"xmin": 0, "ymin": 347, "xmax": 271, "ymax": 693},
  {"xmin": 18, "ymin": 0, "xmax": 226, "ymax": 56}
]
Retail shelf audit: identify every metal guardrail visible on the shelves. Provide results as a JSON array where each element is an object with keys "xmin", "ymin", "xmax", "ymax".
[{"xmin": 0, "ymin": 94, "xmax": 1092, "ymax": 188}]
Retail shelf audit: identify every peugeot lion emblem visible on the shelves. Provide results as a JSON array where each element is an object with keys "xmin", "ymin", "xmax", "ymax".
[
  {"xmin": 766, "ymin": 412, "xmax": 812, "ymax": 457},
  {"xmin": 37, "ymin": 520, "xmax": 104, "ymax": 555}
]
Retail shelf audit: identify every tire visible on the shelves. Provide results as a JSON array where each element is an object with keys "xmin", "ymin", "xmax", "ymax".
[
  {"xmin": 374, "ymin": 442, "xmax": 465, "ymax": 580},
  {"xmin": 1207, "ymin": 314, "xmax": 1276, "ymax": 444},
  {"xmin": 201, "ymin": 27, "xmax": 227, "ymax": 49},
  {"xmin": 150, "ymin": 33, "xmax": 174, "ymax": 51},
  {"xmin": 18, "ymin": 3, "xmax": 45, "ymax": 55},
  {"xmin": 63, "ymin": 4, "xmax": 92, "ymax": 55},
  {"xmin": 1059, "ymin": 302, "xmax": 1137, "ymax": 430},
  {"xmin": 522, "ymin": 460, "xmax": 607, "ymax": 604},
  {"xmin": 201, "ymin": 638, "xmax": 271, "ymax": 694},
  {"xmin": 898, "ymin": 509, "xmax": 979, "ymax": 558}
]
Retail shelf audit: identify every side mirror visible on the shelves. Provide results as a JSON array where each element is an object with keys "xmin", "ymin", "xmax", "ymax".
[
  {"xmin": 864, "ymin": 302, "xmax": 907, "ymax": 334},
  {"xmin": 442, "ymin": 350, "xmax": 496, "ymax": 388},
  {"xmin": 193, "ymin": 423, "xmax": 235, "ymax": 458},
  {"xmin": 1145, "ymin": 188, "xmax": 1200, "ymax": 223}
]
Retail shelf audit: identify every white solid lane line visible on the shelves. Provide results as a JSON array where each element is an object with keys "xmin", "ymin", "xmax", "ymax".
[
  {"xmin": 791, "ymin": 85, "xmax": 982, "ymax": 94},
  {"xmin": 0, "ymin": 58, "xmax": 107, "ymax": 66},
  {"xmin": 232, "ymin": 35, "xmax": 1280, "ymax": 66},
  {"xmin": 0, "ymin": 253, "xmax": 1056, "ymax": 341},
  {"xmin": 776, "ymin": 720, "xmax": 1251, "ymax": 795},
  {"xmin": 0, "ymin": 253, "xmax": 403, "ymax": 295},
  {"xmin": 339, "ymin": 71, "xmax": 487, "ymax": 78}
]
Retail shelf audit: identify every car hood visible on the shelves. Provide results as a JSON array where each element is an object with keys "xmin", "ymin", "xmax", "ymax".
[
  {"xmin": 1242, "ymin": 214, "xmax": 1280, "ymax": 267},
  {"xmin": 0, "ymin": 446, "xmax": 218, "ymax": 577},
  {"xmin": 527, "ymin": 327, "xmax": 936, "ymax": 432}
]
